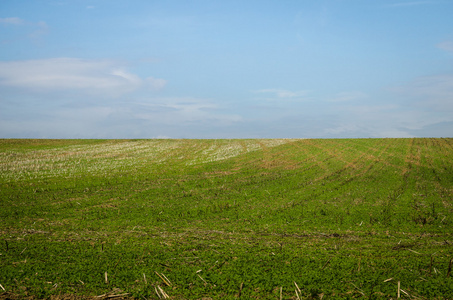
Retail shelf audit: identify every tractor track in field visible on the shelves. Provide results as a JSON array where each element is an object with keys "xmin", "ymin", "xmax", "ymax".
[
  {"xmin": 1, "ymin": 138, "xmax": 453, "ymax": 300},
  {"xmin": 296, "ymin": 140, "xmax": 393, "ymax": 189}
]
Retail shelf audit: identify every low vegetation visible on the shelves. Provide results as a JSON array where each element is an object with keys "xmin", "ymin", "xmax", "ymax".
[{"xmin": 0, "ymin": 138, "xmax": 452, "ymax": 299}]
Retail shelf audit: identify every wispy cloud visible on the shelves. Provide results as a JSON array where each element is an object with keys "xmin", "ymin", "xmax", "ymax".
[
  {"xmin": 319, "ymin": 76, "xmax": 453, "ymax": 138},
  {"xmin": 28, "ymin": 21, "xmax": 48, "ymax": 40},
  {"xmin": 390, "ymin": 74, "xmax": 453, "ymax": 111},
  {"xmin": 388, "ymin": 1, "xmax": 438, "ymax": 7},
  {"xmin": 253, "ymin": 89, "xmax": 309, "ymax": 100},
  {"xmin": 0, "ymin": 85, "xmax": 246, "ymax": 137},
  {"xmin": 328, "ymin": 91, "xmax": 368, "ymax": 102},
  {"xmin": 0, "ymin": 58, "xmax": 167, "ymax": 96},
  {"xmin": 437, "ymin": 41, "xmax": 453, "ymax": 54},
  {"xmin": 0, "ymin": 17, "xmax": 25, "ymax": 25},
  {"xmin": 0, "ymin": 17, "xmax": 48, "ymax": 42},
  {"xmin": 131, "ymin": 97, "xmax": 242, "ymax": 124}
]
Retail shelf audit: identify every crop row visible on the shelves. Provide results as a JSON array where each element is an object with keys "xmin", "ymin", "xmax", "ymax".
[
  {"xmin": 0, "ymin": 138, "xmax": 452, "ymax": 299},
  {"xmin": 0, "ymin": 139, "xmax": 293, "ymax": 182}
]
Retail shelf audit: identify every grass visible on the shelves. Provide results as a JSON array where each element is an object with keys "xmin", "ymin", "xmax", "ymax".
[{"xmin": 0, "ymin": 138, "xmax": 452, "ymax": 299}]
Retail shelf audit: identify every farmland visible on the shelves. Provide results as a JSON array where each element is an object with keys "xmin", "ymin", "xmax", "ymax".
[{"xmin": 0, "ymin": 138, "xmax": 452, "ymax": 299}]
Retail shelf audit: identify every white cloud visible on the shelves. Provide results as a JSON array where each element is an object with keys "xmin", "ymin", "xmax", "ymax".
[
  {"xmin": 437, "ymin": 41, "xmax": 453, "ymax": 54},
  {"xmin": 327, "ymin": 73, "xmax": 453, "ymax": 137},
  {"xmin": 28, "ymin": 21, "xmax": 49, "ymax": 39},
  {"xmin": 0, "ymin": 58, "xmax": 167, "ymax": 96},
  {"xmin": 328, "ymin": 91, "xmax": 368, "ymax": 102},
  {"xmin": 0, "ymin": 17, "xmax": 24, "ymax": 25},
  {"xmin": 0, "ymin": 17, "xmax": 48, "ymax": 44},
  {"xmin": 131, "ymin": 97, "xmax": 242, "ymax": 124},
  {"xmin": 390, "ymin": 74, "xmax": 453, "ymax": 111},
  {"xmin": 323, "ymin": 124, "xmax": 362, "ymax": 136},
  {"xmin": 0, "ymin": 93, "xmax": 244, "ymax": 138},
  {"xmin": 144, "ymin": 77, "xmax": 168, "ymax": 91},
  {"xmin": 253, "ymin": 89, "xmax": 309, "ymax": 99},
  {"xmin": 321, "ymin": 77, "xmax": 453, "ymax": 137},
  {"xmin": 388, "ymin": 1, "xmax": 437, "ymax": 7}
]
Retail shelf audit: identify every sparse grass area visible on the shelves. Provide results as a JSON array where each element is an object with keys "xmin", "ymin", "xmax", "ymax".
[{"xmin": 0, "ymin": 138, "xmax": 452, "ymax": 299}]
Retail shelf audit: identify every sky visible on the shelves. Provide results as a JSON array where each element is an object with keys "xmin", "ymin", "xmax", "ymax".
[{"xmin": 1, "ymin": 0, "xmax": 453, "ymax": 139}]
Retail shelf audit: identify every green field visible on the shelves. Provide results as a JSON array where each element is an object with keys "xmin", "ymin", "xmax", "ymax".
[{"xmin": 1, "ymin": 138, "xmax": 452, "ymax": 299}]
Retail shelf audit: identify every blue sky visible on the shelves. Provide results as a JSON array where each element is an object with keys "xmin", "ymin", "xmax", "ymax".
[{"xmin": 1, "ymin": 0, "xmax": 453, "ymax": 138}]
